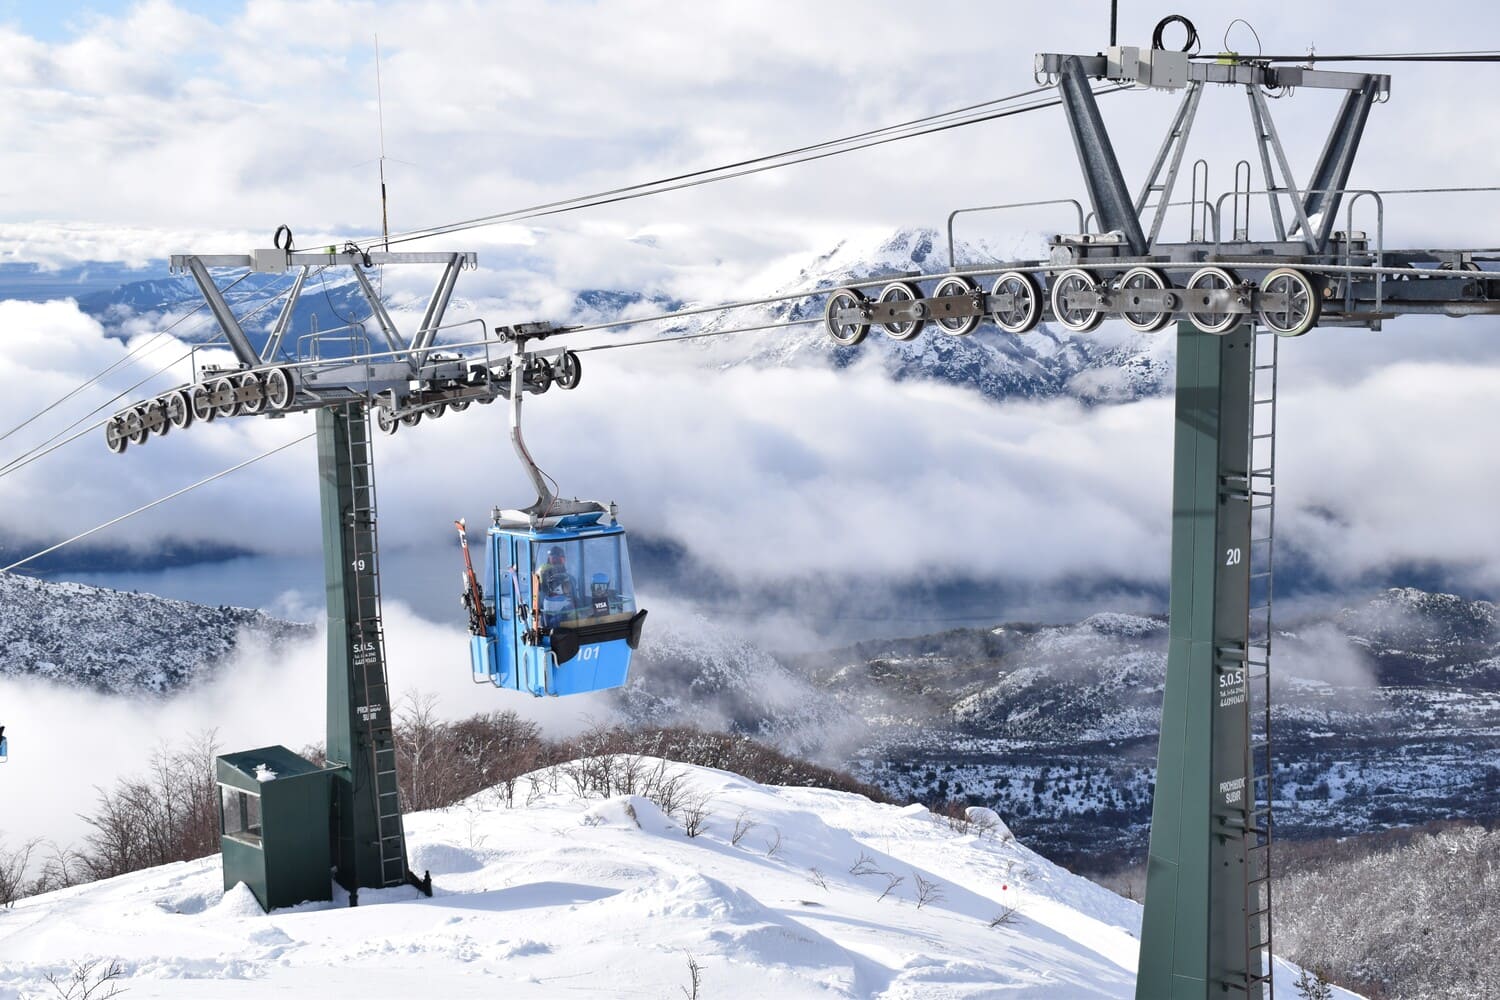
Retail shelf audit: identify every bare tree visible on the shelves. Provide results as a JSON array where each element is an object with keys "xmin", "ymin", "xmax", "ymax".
[
  {"xmin": 678, "ymin": 792, "xmax": 712, "ymax": 838},
  {"xmin": 808, "ymin": 868, "xmax": 828, "ymax": 891},
  {"xmin": 877, "ymin": 872, "xmax": 905, "ymax": 903},
  {"xmin": 0, "ymin": 838, "xmax": 39, "ymax": 908},
  {"xmin": 764, "ymin": 827, "xmax": 783, "ymax": 859},
  {"xmin": 989, "ymin": 904, "xmax": 1021, "ymax": 927},
  {"xmin": 849, "ymin": 851, "xmax": 881, "ymax": 877},
  {"xmin": 680, "ymin": 951, "xmax": 702, "ymax": 1000},
  {"xmin": 730, "ymin": 810, "xmax": 756, "ymax": 846},
  {"xmin": 912, "ymin": 871, "xmax": 945, "ymax": 910}
]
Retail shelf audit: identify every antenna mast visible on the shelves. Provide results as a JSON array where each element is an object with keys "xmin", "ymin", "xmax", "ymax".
[{"xmin": 375, "ymin": 34, "xmax": 390, "ymax": 251}]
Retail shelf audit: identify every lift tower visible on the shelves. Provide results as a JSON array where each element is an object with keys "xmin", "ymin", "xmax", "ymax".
[
  {"xmin": 1034, "ymin": 45, "xmax": 1388, "ymax": 999},
  {"xmin": 820, "ymin": 24, "xmax": 1500, "ymax": 997},
  {"xmin": 111, "ymin": 246, "xmax": 579, "ymax": 906}
]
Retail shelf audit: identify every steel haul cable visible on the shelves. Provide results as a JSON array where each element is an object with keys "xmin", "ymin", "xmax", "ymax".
[
  {"xmin": 366, "ymin": 86, "xmax": 1124, "ymax": 247},
  {"xmin": 0, "ymin": 432, "xmax": 315, "ymax": 574},
  {"xmin": 0, "ymin": 270, "xmax": 308, "ymax": 480},
  {"xmin": 0, "ymin": 271, "xmax": 252, "ymax": 449}
]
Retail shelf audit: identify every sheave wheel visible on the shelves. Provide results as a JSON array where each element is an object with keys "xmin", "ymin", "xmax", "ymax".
[
  {"xmin": 1258, "ymin": 267, "xmax": 1321, "ymax": 337},
  {"xmin": 263, "ymin": 367, "xmax": 295, "ymax": 410},
  {"xmin": 124, "ymin": 406, "xmax": 149, "ymax": 446},
  {"xmin": 989, "ymin": 271, "xmax": 1041, "ymax": 333},
  {"xmin": 212, "ymin": 376, "xmax": 240, "ymax": 418},
  {"xmin": 524, "ymin": 357, "xmax": 553, "ymax": 395},
  {"xmin": 190, "ymin": 384, "xmax": 217, "ymax": 423},
  {"xmin": 824, "ymin": 287, "xmax": 869, "ymax": 346},
  {"xmin": 163, "ymin": 389, "xmax": 193, "ymax": 430},
  {"xmin": 931, "ymin": 276, "xmax": 980, "ymax": 336},
  {"xmin": 1049, "ymin": 269, "xmax": 1103, "ymax": 333},
  {"xmin": 555, "ymin": 350, "xmax": 583, "ymax": 390},
  {"xmin": 1185, "ymin": 266, "xmax": 1242, "ymax": 335},
  {"xmin": 104, "ymin": 417, "xmax": 128, "ymax": 454},
  {"xmin": 376, "ymin": 407, "xmax": 400, "ymax": 435},
  {"xmin": 1117, "ymin": 267, "xmax": 1173, "ymax": 333},
  {"xmin": 237, "ymin": 372, "xmax": 266, "ymax": 415},
  {"xmin": 877, "ymin": 281, "xmax": 926, "ymax": 341},
  {"xmin": 144, "ymin": 399, "xmax": 169, "ymax": 438}
]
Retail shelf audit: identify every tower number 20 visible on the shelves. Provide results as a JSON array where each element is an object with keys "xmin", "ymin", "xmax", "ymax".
[{"xmin": 1224, "ymin": 548, "xmax": 1242, "ymax": 566}]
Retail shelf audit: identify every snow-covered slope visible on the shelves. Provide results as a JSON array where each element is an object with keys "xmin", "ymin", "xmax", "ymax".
[
  {"xmin": 0, "ymin": 574, "xmax": 309, "ymax": 695},
  {"xmin": 0, "ymin": 759, "xmax": 1354, "ymax": 999}
]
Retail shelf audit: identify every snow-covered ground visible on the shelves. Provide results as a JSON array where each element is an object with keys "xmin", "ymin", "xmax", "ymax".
[{"xmin": 0, "ymin": 760, "xmax": 1357, "ymax": 998}]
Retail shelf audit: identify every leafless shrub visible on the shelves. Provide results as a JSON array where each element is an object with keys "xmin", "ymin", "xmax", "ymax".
[
  {"xmin": 989, "ymin": 904, "xmax": 1021, "ymax": 927},
  {"xmin": 849, "ymin": 851, "xmax": 881, "ymax": 877},
  {"xmin": 392, "ymin": 694, "xmax": 547, "ymax": 813},
  {"xmin": 876, "ymin": 872, "xmax": 905, "ymax": 903},
  {"xmin": 43, "ymin": 958, "xmax": 126, "ymax": 999},
  {"xmin": 679, "ymin": 792, "xmax": 712, "ymax": 838},
  {"xmin": 933, "ymin": 799, "xmax": 973, "ymax": 835},
  {"xmin": 680, "ymin": 951, "xmax": 702, "ymax": 1000},
  {"xmin": 614, "ymin": 754, "xmax": 648, "ymax": 796},
  {"xmin": 808, "ymin": 868, "xmax": 828, "ymax": 891},
  {"xmin": 764, "ymin": 827, "xmax": 783, "ymax": 859},
  {"xmin": 912, "ymin": 871, "xmax": 945, "ymax": 909},
  {"xmin": 730, "ymin": 810, "xmax": 756, "ymax": 846},
  {"xmin": 0, "ymin": 838, "xmax": 39, "ymax": 908},
  {"xmin": 968, "ymin": 811, "xmax": 1002, "ymax": 840},
  {"xmin": 647, "ymin": 769, "xmax": 689, "ymax": 818}
]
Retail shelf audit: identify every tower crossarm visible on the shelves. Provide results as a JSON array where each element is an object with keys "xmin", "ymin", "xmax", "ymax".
[{"xmin": 1035, "ymin": 50, "xmax": 1389, "ymax": 96}]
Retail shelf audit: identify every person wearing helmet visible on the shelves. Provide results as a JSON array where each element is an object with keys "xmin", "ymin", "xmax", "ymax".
[{"xmin": 533, "ymin": 544, "xmax": 577, "ymax": 626}]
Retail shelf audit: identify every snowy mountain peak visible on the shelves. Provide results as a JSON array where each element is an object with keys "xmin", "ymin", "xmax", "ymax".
[{"xmin": 0, "ymin": 573, "xmax": 308, "ymax": 694}]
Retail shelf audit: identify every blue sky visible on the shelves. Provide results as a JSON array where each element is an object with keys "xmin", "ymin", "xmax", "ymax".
[{"xmin": 0, "ymin": 0, "xmax": 232, "ymax": 40}]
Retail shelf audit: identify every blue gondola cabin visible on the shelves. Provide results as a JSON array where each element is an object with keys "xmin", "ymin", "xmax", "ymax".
[{"xmin": 462, "ymin": 503, "xmax": 646, "ymax": 696}]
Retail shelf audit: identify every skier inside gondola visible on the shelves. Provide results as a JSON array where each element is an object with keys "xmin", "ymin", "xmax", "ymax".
[{"xmin": 534, "ymin": 544, "xmax": 577, "ymax": 627}]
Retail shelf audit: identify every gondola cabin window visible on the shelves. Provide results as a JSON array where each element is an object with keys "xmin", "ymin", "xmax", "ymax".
[
  {"xmin": 221, "ymin": 786, "xmax": 263, "ymax": 845},
  {"xmin": 530, "ymin": 533, "xmax": 637, "ymax": 629}
]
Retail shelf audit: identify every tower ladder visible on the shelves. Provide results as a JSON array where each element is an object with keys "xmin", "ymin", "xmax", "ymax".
[
  {"xmin": 1243, "ymin": 326, "xmax": 1279, "ymax": 997},
  {"xmin": 342, "ymin": 412, "xmax": 411, "ymax": 890}
]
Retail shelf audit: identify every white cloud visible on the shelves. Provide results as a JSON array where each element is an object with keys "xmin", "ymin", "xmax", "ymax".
[
  {"xmin": 5, "ymin": 0, "xmax": 1499, "ymax": 270},
  {"xmin": 2, "ymin": 298, "xmax": 1499, "ymax": 602},
  {"xmin": 0, "ymin": 599, "xmax": 605, "ymax": 849}
]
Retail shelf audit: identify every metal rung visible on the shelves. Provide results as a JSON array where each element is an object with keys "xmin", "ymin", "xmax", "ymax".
[
  {"xmin": 377, "ymin": 769, "xmax": 398, "ymax": 777},
  {"xmin": 381, "ymin": 834, "xmax": 404, "ymax": 842}
]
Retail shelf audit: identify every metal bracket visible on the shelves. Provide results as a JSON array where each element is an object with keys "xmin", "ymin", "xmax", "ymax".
[
  {"xmin": 408, "ymin": 253, "xmax": 464, "ymax": 372},
  {"xmin": 183, "ymin": 256, "xmax": 260, "ymax": 367},
  {"xmin": 1056, "ymin": 56, "xmax": 1149, "ymax": 255}
]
